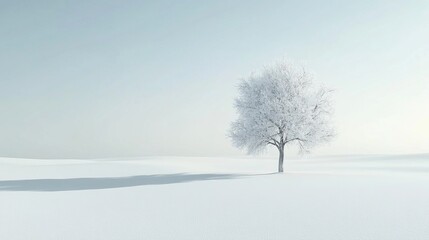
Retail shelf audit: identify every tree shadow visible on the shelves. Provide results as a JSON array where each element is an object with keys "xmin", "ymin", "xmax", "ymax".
[{"xmin": 0, "ymin": 173, "xmax": 247, "ymax": 192}]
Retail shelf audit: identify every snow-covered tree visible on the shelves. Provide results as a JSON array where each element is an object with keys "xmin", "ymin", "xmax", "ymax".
[{"xmin": 230, "ymin": 60, "xmax": 334, "ymax": 172}]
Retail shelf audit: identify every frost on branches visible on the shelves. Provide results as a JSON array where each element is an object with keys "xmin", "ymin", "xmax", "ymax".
[{"xmin": 230, "ymin": 61, "xmax": 334, "ymax": 172}]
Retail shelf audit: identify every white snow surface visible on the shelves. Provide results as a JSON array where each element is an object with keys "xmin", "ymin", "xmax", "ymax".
[{"xmin": 1, "ymin": 154, "xmax": 428, "ymax": 240}]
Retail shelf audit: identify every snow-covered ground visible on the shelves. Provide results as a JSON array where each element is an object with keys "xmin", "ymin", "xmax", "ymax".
[{"xmin": 1, "ymin": 154, "xmax": 428, "ymax": 240}]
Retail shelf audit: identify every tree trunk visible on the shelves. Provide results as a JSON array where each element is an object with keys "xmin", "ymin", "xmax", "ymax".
[{"xmin": 278, "ymin": 146, "xmax": 284, "ymax": 173}]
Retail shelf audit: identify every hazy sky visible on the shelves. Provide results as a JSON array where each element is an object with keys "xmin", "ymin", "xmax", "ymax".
[{"xmin": 1, "ymin": 0, "xmax": 428, "ymax": 159}]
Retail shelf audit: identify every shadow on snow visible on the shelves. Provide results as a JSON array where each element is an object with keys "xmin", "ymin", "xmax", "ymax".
[{"xmin": 0, "ymin": 173, "xmax": 264, "ymax": 192}]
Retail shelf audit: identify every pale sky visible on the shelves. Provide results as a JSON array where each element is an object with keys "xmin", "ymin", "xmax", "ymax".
[{"xmin": 1, "ymin": 0, "xmax": 428, "ymax": 159}]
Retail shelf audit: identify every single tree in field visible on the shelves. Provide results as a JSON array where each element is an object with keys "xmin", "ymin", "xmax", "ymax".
[{"xmin": 230, "ymin": 60, "xmax": 334, "ymax": 173}]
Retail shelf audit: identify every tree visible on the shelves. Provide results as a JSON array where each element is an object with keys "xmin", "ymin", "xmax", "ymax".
[{"xmin": 229, "ymin": 60, "xmax": 334, "ymax": 173}]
